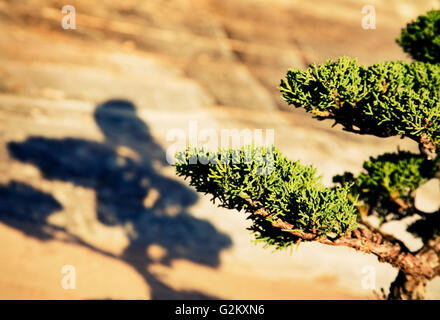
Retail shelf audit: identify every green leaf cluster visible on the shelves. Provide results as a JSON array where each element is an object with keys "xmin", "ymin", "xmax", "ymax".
[
  {"xmin": 175, "ymin": 146, "xmax": 358, "ymax": 249},
  {"xmin": 396, "ymin": 9, "xmax": 440, "ymax": 64},
  {"xmin": 173, "ymin": 9, "xmax": 440, "ymax": 256},
  {"xmin": 333, "ymin": 151, "xmax": 440, "ymax": 221},
  {"xmin": 280, "ymin": 57, "xmax": 440, "ymax": 149}
]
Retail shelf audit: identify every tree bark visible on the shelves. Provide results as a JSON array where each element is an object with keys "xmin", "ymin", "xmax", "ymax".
[
  {"xmin": 251, "ymin": 205, "xmax": 440, "ymax": 299},
  {"xmin": 253, "ymin": 207, "xmax": 438, "ymax": 278},
  {"xmin": 388, "ymin": 271, "xmax": 428, "ymax": 300}
]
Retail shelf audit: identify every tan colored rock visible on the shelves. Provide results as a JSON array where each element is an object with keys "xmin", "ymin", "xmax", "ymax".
[{"xmin": 415, "ymin": 178, "xmax": 440, "ymax": 213}]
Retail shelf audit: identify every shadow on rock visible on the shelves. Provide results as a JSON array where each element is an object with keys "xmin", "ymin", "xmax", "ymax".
[
  {"xmin": 4, "ymin": 99, "xmax": 232, "ymax": 299},
  {"xmin": 0, "ymin": 181, "xmax": 63, "ymax": 240}
]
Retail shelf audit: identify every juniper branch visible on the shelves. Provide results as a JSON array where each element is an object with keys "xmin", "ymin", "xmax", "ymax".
[{"xmin": 280, "ymin": 58, "xmax": 440, "ymax": 158}]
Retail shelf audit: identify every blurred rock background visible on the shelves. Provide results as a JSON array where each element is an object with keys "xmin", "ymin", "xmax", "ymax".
[{"xmin": 0, "ymin": 0, "xmax": 439, "ymax": 299}]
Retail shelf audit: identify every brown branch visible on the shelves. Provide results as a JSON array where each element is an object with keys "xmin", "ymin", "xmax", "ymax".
[
  {"xmin": 419, "ymin": 133, "xmax": 437, "ymax": 160},
  {"xmin": 389, "ymin": 190, "xmax": 410, "ymax": 212},
  {"xmin": 252, "ymin": 206, "xmax": 439, "ymax": 279},
  {"xmin": 415, "ymin": 235, "xmax": 440, "ymax": 279}
]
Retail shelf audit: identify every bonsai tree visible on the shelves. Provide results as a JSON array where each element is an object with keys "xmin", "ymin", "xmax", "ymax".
[{"xmin": 174, "ymin": 10, "xmax": 440, "ymax": 300}]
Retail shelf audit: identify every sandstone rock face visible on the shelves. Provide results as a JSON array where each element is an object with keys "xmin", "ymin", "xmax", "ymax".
[
  {"xmin": 415, "ymin": 179, "xmax": 440, "ymax": 214},
  {"xmin": 0, "ymin": 0, "xmax": 439, "ymax": 300}
]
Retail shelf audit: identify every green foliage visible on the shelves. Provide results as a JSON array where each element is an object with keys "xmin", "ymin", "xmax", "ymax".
[
  {"xmin": 333, "ymin": 151, "xmax": 440, "ymax": 221},
  {"xmin": 396, "ymin": 9, "xmax": 440, "ymax": 64},
  {"xmin": 279, "ymin": 57, "xmax": 440, "ymax": 149},
  {"xmin": 174, "ymin": 9, "xmax": 440, "ymax": 264},
  {"xmin": 175, "ymin": 146, "xmax": 358, "ymax": 249}
]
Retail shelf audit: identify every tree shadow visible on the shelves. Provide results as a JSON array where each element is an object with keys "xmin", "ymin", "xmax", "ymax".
[
  {"xmin": 0, "ymin": 181, "xmax": 64, "ymax": 240},
  {"xmin": 4, "ymin": 99, "xmax": 232, "ymax": 299}
]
